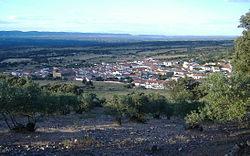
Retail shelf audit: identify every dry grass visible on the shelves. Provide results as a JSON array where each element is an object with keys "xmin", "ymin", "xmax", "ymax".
[
  {"xmin": 152, "ymin": 54, "xmax": 187, "ymax": 59},
  {"xmin": 1, "ymin": 58, "xmax": 32, "ymax": 63}
]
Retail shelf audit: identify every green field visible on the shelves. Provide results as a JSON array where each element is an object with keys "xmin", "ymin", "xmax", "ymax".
[
  {"xmin": 35, "ymin": 80, "xmax": 169, "ymax": 99},
  {"xmin": 0, "ymin": 38, "xmax": 234, "ymax": 71}
]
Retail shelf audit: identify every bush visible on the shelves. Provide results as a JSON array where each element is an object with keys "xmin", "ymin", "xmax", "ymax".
[
  {"xmin": 167, "ymin": 77, "xmax": 204, "ymax": 117},
  {"xmin": 42, "ymin": 83, "xmax": 84, "ymax": 95},
  {"xmin": 145, "ymin": 93, "xmax": 173, "ymax": 119},
  {"xmin": 184, "ymin": 73, "xmax": 249, "ymax": 126},
  {"xmin": 0, "ymin": 78, "xmax": 48, "ymax": 132},
  {"xmin": 76, "ymin": 93, "xmax": 102, "ymax": 113},
  {"xmin": 105, "ymin": 92, "xmax": 174, "ymax": 123},
  {"xmin": 104, "ymin": 95, "xmax": 127, "ymax": 124},
  {"xmin": 185, "ymin": 111, "xmax": 204, "ymax": 127},
  {"xmin": 104, "ymin": 92, "xmax": 149, "ymax": 123}
]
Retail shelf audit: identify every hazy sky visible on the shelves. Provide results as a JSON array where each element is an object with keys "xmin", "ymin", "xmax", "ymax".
[{"xmin": 0, "ymin": 0, "xmax": 249, "ymax": 35}]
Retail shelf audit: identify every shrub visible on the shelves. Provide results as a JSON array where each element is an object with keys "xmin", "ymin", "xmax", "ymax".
[
  {"xmin": 145, "ymin": 93, "xmax": 174, "ymax": 119},
  {"xmin": 0, "ymin": 78, "xmax": 47, "ymax": 132},
  {"xmin": 42, "ymin": 83, "xmax": 83, "ymax": 95},
  {"xmin": 185, "ymin": 111, "xmax": 204, "ymax": 127},
  {"xmin": 76, "ymin": 93, "xmax": 100, "ymax": 113},
  {"xmin": 105, "ymin": 92, "xmax": 174, "ymax": 123},
  {"xmin": 104, "ymin": 92, "xmax": 149, "ymax": 123},
  {"xmin": 185, "ymin": 73, "xmax": 249, "ymax": 125},
  {"xmin": 167, "ymin": 77, "xmax": 204, "ymax": 117}
]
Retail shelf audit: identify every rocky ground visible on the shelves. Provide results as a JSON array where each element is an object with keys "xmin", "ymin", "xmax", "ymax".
[{"xmin": 0, "ymin": 110, "xmax": 250, "ymax": 156}]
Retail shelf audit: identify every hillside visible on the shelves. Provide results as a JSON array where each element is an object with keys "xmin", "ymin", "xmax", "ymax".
[{"xmin": 0, "ymin": 109, "xmax": 249, "ymax": 156}]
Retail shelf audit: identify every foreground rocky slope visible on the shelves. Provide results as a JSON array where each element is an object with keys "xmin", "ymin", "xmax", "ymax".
[{"xmin": 0, "ymin": 111, "xmax": 249, "ymax": 156}]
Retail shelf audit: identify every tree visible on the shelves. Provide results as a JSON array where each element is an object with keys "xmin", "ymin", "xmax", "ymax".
[
  {"xmin": 167, "ymin": 77, "xmax": 203, "ymax": 117},
  {"xmin": 125, "ymin": 92, "xmax": 149, "ymax": 122},
  {"xmin": 234, "ymin": 10, "xmax": 250, "ymax": 77},
  {"xmin": 0, "ymin": 79, "xmax": 46, "ymax": 132},
  {"xmin": 186, "ymin": 73, "xmax": 249, "ymax": 124},
  {"xmin": 76, "ymin": 93, "xmax": 97, "ymax": 113},
  {"xmin": 185, "ymin": 11, "xmax": 250, "ymax": 126},
  {"xmin": 104, "ymin": 92, "xmax": 149, "ymax": 123},
  {"xmin": 104, "ymin": 95, "xmax": 127, "ymax": 125},
  {"xmin": 145, "ymin": 93, "xmax": 173, "ymax": 119},
  {"xmin": 0, "ymin": 75, "xmax": 82, "ymax": 132},
  {"xmin": 238, "ymin": 10, "xmax": 250, "ymax": 30},
  {"xmin": 82, "ymin": 79, "xmax": 93, "ymax": 87},
  {"xmin": 42, "ymin": 83, "xmax": 83, "ymax": 95}
]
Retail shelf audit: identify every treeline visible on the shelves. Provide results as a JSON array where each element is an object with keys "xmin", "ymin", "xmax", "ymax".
[
  {"xmin": 0, "ymin": 74, "xmax": 174, "ymax": 132},
  {"xmin": 0, "ymin": 72, "xmax": 249, "ymax": 133},
  {"xmin": 105, "ymin": 92, "xmax": 173, "ymax": 124},
  {"xmin": 0, "ymin": 73, "xmax": 190, "ymax": 132},
  {"xmin": 0, "ymin": 75, "xmax": 105, "ymax": 132},
  {"xmin": 185, "ymin": 10, "xmax": 250, "ymax": 128},
  {"xmin": 0, "ymin": 74, "xmax": 199, "ymax": 132},
  {"xmin": 0, "ymin": 39, "xmax": 233, "ymax": 67}
]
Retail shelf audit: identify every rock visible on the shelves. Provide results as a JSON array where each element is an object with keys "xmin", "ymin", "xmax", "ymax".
[
  {"xmin": 224, "ymin": 143, "xmax": 246, "ymax": 156},
  {"xmin": 114, "ymin": 117, "xmax": 122, "ymax": 126},
  {"xmin": 246, "ymin": 140, "xmax": 250, "ymax": 146},
  {"xmin": 26, "ymin": 122, "xmax": 36, "ymax": 132},
  {"xmin": 185, "ymin": 124, "xmax": 203, "ymax": 131},
  {"xmin": 24, "ymin": 145, "xmax": 29, "ymax": 148},
  {"xmin": 40, "ymin": 147, "xmax": 45, "ymax": 150},
  {"xmin": 149, "ymin": 143, "xmax": 158, "ymax": 152},
  {"xmin": 178, "ymin": 147, "xmax": 183, "ymax": 151}
]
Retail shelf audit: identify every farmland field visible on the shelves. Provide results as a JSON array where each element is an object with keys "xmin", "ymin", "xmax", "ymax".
[
  {"xmin": 35, "ymin": 80, "xmax": 168, "ymax": 99},
  {"xmin": 0, "ymin": 33, "xmax": 234, "ymax": 71}
]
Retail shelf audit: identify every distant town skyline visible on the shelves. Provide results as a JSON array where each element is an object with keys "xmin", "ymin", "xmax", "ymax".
[{"xmin": 0, "ymin": 0, "xmax": 249, "ymax": 36}]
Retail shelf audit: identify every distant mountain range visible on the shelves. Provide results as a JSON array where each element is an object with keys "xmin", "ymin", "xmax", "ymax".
[{"xmin": 0, "ymin": 31, "xmax": 237, "ymax": 40}]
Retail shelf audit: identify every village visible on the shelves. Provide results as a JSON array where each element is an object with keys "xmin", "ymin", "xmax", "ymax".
[{"xmin": 1, "ymin": 58, "xmax": 232, "ymax": 90}]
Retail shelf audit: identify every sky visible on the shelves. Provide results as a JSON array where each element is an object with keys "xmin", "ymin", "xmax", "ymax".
[{"xmin": 0, "ymin": 0, "xmax": 249, "ymax": 36}]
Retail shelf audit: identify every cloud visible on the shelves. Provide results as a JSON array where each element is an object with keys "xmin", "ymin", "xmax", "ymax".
[
  {"xmin": 224, "ymin": 0, "xmax": 250, "ymax": 2},
  {"xmin": 0, "ymin": 20, "xmax": 16, "ymax": 24},
  {"xmin": 6, "ymin": 16, "xmax": 17, "ymax": 20}
]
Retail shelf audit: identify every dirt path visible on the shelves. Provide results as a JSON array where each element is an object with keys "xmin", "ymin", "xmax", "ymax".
[{"xmin": 0, "ymin": 114, "xmax": 249, "ymax": 156}]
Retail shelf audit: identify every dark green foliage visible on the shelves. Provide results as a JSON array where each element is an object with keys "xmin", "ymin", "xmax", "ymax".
[
  {"xmin": 0, "ymin": 74, "xmax": 28, "ymax": 86},
  {"xmin": 234, "ymin": 10, "xmax": 250, "ymax": 77},
  {"xmin": 123, "ymin": 83, "xmax": 135, "ymax": 89},
  {"xmin": 76, "ymin": 93, "xmax": 103, "ymax": 113},
  {"xmin": 0, "ymin": 75, "xmax": 102, "ymax": 132},
  {"xmin": 238, "ymin": 10, "xmax": 250, "ymax": 30},
  {"xmin": 105, "ymin": 92, "xmax": 174, "ymax": 123},
  {"xmin": 124, "ymin": 77, "xmax": 134, "ymax": 83},
  {"xmin": 104, "ymin": 95, "xmax": 127, "ymax": 123},
  {"xmin": 125, "ymin": 92, "xmax": 148, "ymax": 122},
  {"xmin": 0, "ymin": 78, "xmax": 45, "ymax": 132},
  {"xmin": 158, "ymin": 72, "xmax": 173, "ymax": 80},
  {"xmin": 186, "ymin": 11, "xmax": 250, "ymax": 125},
  {"xmin": 54, "ymin": 92, "xmax": 80, "ymax": 115},
  {"xmin": 105, "ymin": 92, "xmax": 148, "ymax": 123},
  {"xmin": 168, "ymin": 77, "xmax": 201, "ymax": 100},
  {"xmin": 42, "ymin": 83, "xmax": 83, "ymax": 95},
  {"xmin": 82, "ymin": 79, "xmax": 93, "ymax": 87},
  {"xmin": 95, "ymin": 77, "xmax": 104, "ymax": 81},
  {"xmin": 186, "ymin": 73, "xmax": 250, "ymax": 124},
  {"xmin": 167, "ymin": 77, "xmax": 203, "ymax": 117},
  {"xmin": 145, "ymin": 93, "xmax": 173, "ymax": 119},
  {"xmin": 234, "ymin": 31, "xmax": 250, "ymax": 77}
]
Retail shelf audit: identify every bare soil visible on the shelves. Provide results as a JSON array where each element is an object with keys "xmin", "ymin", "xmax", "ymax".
[{"xmin": 0, "ymin": 111, "xmax": 249, "ymax": 156}]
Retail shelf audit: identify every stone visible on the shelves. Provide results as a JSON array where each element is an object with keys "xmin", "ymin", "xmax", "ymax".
[
  {"xmin": 178, "ymin": 147, "xmax": 183, "ymax": 151},
  {"xmin": 246, "ymin": 140, "xmax": 250, "ymax": 146},
  {"xmin": 40, "ymin": 147, "xmax": 45, "ymax": 150},
  {"xmin": 149, "ymin": 143, "xmax": 158, "ymax": 152}
]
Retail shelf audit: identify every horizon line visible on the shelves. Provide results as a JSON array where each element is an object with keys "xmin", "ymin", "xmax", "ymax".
[{"xmin": 0, "ymin": 30, "xmax": 239, "ymax": 37}]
